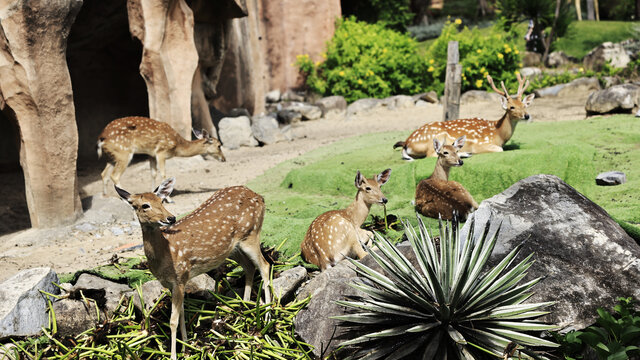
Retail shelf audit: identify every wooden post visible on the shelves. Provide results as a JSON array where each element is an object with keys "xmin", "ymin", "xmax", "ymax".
[
  {"xmin": 443, "ymin": 41, "xmax": 461, "ymax": 121},
  {"xmin": 575, "ymin": 0, "xmax": 582, "ymax": 20}
]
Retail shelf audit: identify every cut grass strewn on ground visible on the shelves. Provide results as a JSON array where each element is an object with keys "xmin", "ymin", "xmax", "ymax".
[{"xmin": 248, "ymin": 115, "xmax": 640, "ymax": 260}]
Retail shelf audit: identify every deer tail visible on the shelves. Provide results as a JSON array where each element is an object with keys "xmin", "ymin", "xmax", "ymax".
[
  {"xmin": 96, "ymin": 137, "xmax": 105, "ymax": 158},
  {"xmin": 393, "ymin": 141, "xmax": 405, "ymax": 149}
]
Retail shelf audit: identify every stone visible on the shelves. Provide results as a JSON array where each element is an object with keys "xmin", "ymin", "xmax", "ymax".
[
  {"xmin": 80, "ymin": 195, "xmax": 135, "ymax": 225},
  {"xmin": 251, "ymin": 114, "xmax": 286, "ymax": 145},
  {"xmin": 315, "ymin": 95, "xmax": 347, "ymax": 117},
  {"xmin": 534, "ymin": 84, "xmax": 566, "ymax": 98},
  {"xmin": 185, "ymin": 274, "xmax": 217, "ymax": 300},
  {"xmin": 110, "ymin": 227, "xmax": 124, "ymax": 236},
  {"xmin": 281, "ymin": 89, "xmax": 305, "ymax": 102},
  {"xmin": 586, "ymin": 84, "xmax": 640, "ymax": 115},
  {"xmin": 460, "ymin": 90, "xmax": 502, "ymax": 104},
  {"xmin": 596, "ymin": 171, "xmax": 627, "ymax": 186},
  {"xmin": 73, "ymin": 274, "xmax": 132, "ymax": 315},
  {"xmin": 412, "ymin": 91, "xmax": 438, "ymax": 104},
  {"xmin": 546, "ymin": 51, "xmax": 573, "ymax": 67},
  {"xmin": 0, "ymin": 268, "xmax": 59, "ymax": 338},
  {"xmin": 601, "ymin": 76, "xmax": 622, "ymax": 88},
  {"xmin": 522, "ymin": 51, "xmax": 542, "ymax": 67},
  {"xmin": 520, "ymin": 67, "xmax": 543, "ymax": 79},
  {"xmin": 218, "ymin": 116, "xmax": 258, "ymax": 149},
  {"xmin": 228, "ymin": 108, "xmax": 251, "ymax": 118},
  {"xmin": 297, "ymin": 105, "xmax": 323, "ymax": 121},
  {"xmin": 415, "ymin": 99, "xmax": 429, "ymax": 107},
  {"xmin": 0, "ymin": 0, "xmax": 83, "ymax": 227},
  {"xmin": 53, "ymin": 299, "xmax": 99, "ymax": 336},
  {"xmin": 132, "ymin": 280, "xmax": 167, "ymax": 314},
  {"xmin": 0, "ymin": 343, "xmax": 17, "ymax": 359},
  {"xmin": 557, "ymin": 77, "xmax": 601, "ymax": 97},
  {"xmin": 266, "ymin": 89, "xmax": 281, "ymax": 103},
  {"xmin": 277, "ymin": 109, "xmax": 302, "ymax": 125},
  {"xmin": 346, "ymin": 98, "xmax": 383, "ymax": 117},
  {"xmin": 272, "ymin": 266, "xmax": 307, "ymax": 302},
  {"xmin": 383, "ymin": 95, "xmax": 415, "ymax": 109},
  {"xmin": 583, "ymin": 42, "xmax": 631, "ymax": 72},
  {"xmin": 460, "ymin": 175, "xmax": 640, "ymax": 331}
]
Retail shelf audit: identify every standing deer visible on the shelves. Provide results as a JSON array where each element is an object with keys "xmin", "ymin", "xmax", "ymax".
[
  {"xmin": 115, "ymin": 178, "xmax": 271, "ymax": 360},
  {"xmin": 301, "ymin": 169, "xmax": 392, "ymax": 270},
  {"xmin": 98, "ymin": 116, "xmax": 226, "ymax": 196},
  {"xmin": 415, "ymin": 136, "xmax": 478, "ymax": 221},
  {"xmin": 394, "ymin": 73, "xmax": 535, "ymax": 160}
]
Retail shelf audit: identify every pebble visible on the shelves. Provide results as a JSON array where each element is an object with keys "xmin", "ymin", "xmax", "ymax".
[
  {"xmin": 110, "ymin": 227, "xmax": 124, "ymax": 236},
  {"xmin": 596, "ymin": 171, "xmax": 626, "ymax": 186}
]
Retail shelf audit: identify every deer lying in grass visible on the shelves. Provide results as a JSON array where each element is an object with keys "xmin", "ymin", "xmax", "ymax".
[
  {"xmin": 394, "ymin": 73, "xmax": 535, "ymax": 160},
  {"xmin": 415, "ymin": 136, "xmax": 478, "ymax": 221},
  {"xmin": 98, "ymin": 116, "xmax": 226, "ymax": 196},
  {"xmin": 115, "ymin": 178, "xmax": 271, "ymax": 360},
  {"xmin": 301, "ymin": 169, "xmax": 391, "ymax": 270}
]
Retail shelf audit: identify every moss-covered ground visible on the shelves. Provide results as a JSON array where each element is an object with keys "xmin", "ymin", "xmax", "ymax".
[{"xmin": 248, "ymin": 115, "xmax": 640, "ymax": 260}]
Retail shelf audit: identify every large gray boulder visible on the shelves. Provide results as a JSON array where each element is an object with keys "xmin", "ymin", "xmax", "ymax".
[
  {"xmin": 218, "ymin": 116, "xmax": 259, "ymax": 149},
  {"xmin": 460, "ymin": 174, "xmax": 640, "ymax": 331},
  {"xmin": 0, "ymin": 268, "xmax": 59, "ymax": 338},
  {"xmin": 583, "ymin": 42, "xmax": 631, "ymax": 71},
  {"xmin": 315, "ymin": 95, "xmax": 347, "ymax": 118},
  {"xmin": 460, "ymin": 90, "xmax": 502, "ymax": 104},
  {"xmin": 586, "ymin": 83, "xmax": 640, "ymax": 115},
  {"xmin": 557, "ymin": 77, "xmax": 601, "ymax": 96},
  {"xmin": 546, "ymin": 51, "xmax": 573, "ymax": 68},
  {"xmin": 251, "ymin": 114, "xmax": 286, "ymax": 145},
  {"xmin": 382, "ymin": 95, "xmax": 415, "ymax": 109},
  {"xmin": 272, "ymin": 266, "xmax": 307, "ymax": 303},
  {"xmin": 346, "ymin": 98, "xmax": 383, "ymax": 117}
]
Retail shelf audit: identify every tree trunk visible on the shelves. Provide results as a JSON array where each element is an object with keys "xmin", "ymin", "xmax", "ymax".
[
  {"xmin": 575, "ymin": 0, "xmax": 582, "ymax": 20},
  {"xmin": 586, "ymin": 0, "xmax": 595, "ymax": 20},
  {"xmin": 637, "ymin": 0, "xmax": 640, "ymax": 20},
  {"xmin": 542, "ymin": 0, "xmax": 562, "ymax": 64},
  {"xmin": 478, "ymin": 0, "xmax": 491, "ymax": 17},
  {"xmin": 594, "ymin": 0, "xmax": 600, "ymax": 20},
  {"xmin": 443, "ymin": 41, "xmax": 461, "ymax": 121}
]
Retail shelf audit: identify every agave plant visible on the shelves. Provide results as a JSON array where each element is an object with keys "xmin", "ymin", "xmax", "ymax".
[{"xmin": 335, "ymin": 216, "xmax": 558, "ymax": 359}]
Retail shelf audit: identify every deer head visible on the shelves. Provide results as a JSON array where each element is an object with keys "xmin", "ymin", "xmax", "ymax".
[
  {"xmin": 487, "ymin": 73, "xmax": 535, "ymax": 122},
  {"xmin": 193, "ymin": 129, "xmax": 226, "ymax": 162},
  {"xmin": 115, "ymin": 178, "xmax": 177, "ymax": 228},
  {"xmin": 434, "ymin": 136, "xmax": 465, "ymax": 167},
  {"xmin": 355, "ymin": 168, "xmax": 392, "ymax": 206}
]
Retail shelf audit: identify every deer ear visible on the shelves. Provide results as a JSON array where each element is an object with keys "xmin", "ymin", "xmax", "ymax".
[
  {"xmin": 114, "ymin": 186, "xmax": 132, "ymax": 203},
  {"xmin": 154, "ymin": 177, "xmax": 175, "ymax": 199},
  {"xmin": 433, "ymin": 138, "xmax": 443, "ymax": 154},
  {"xmin": 376, "ymin": 168, "xmax": 392, "ymax": 186},
  {"xmin": 201, "ymin": 129, "xmax": 210, "ymax": 138},
  {"xmin": 192, "ymin": 128, "xmax": 203, "ymax": 139},
  {"xmin": 453, "ymin": 135, "xmax": 465, "ymax": 150},
  {"xmin": 500, "ymin": 96, "xmax": 508, "ymax": 110},
  {"xmin": 523, "ymin": 93, "xmax": 535, "ymax": 107},
  {"xmin": 354, "ymin": 171, "xmax": 365, "ymax": 188}
]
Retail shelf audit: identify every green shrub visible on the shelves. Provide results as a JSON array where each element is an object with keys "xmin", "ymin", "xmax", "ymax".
[
  {"xmin": 341, "ymin": 0, "xmax": 413, "ymax": 32},
  {"xmin": 296, "ymin": 17, "xmax": 433, "ymax": 102},
  {"xmin": 426, "ymin": 22, "xmax": 522, "ymax": 94}
]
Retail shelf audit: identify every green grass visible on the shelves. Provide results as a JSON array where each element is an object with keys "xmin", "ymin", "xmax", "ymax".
[
  {"xmin": 248, "ymin": 115, "xmax": 640, "ymax": 260},
  {"xmin": 554, "ymin": 21, "xmax": 638, "ymax": 59}
]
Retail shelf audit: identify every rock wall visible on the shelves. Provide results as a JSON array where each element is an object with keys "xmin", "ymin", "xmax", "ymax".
[{"xmin": 0, "ymin": 0, "xmax": 83, "ymax": 227}]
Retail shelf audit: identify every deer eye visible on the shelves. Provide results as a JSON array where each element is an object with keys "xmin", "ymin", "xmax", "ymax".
[
  {"xmin": 365, "ymin": 186, "xmax": 372, "ymax": 191},
  {"xmin": 141, "ymin": 204, "xmax": 151, "ymax": 210},
  {"xmin": 510, "ymin": 106, "xmax": 515, "ymax": 110},
  {"xmin": 443, "ymin": 151, "xmax": 449, "ymax": 155}
]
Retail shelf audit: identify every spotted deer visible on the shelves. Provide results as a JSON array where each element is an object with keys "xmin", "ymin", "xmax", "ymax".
[
  {"xmin": 115, "ymin": 178, "xmax": 271, "ymax": 360},
  {"xmin": 415, "ymin": 136, "xmax": 478, "ymax": 221},
  {"xmin": 98, "ymin": 116, "xmax": 226, "ymax": 196},
  {"xmin": 301, "ymin": 169, "xmax": 391, "ymax": 270},
  {"xmin": 394, "ymin": 73, "xmax": 535, "ymax": 160}
]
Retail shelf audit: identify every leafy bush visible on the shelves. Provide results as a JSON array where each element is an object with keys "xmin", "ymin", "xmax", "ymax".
[
  {"xmin": 336, "ymin": 216, "xmax": 558, "ymax": 359},
  {"xmin": 341, "ymin": 0, "xmax": 413, "ymax": 32},
  {"xmin": 553, "ymin": 297, "xmax": 640, "ymax": 359},
  {"xmin": 296, "ymin": 17, "xmax": 432, "ymax": 102},
  {"xmin": 426, "ymin": 22, "xmax": 522, "ymax": 94}
]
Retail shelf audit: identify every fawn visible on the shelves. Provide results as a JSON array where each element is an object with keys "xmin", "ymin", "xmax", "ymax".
[
  {"xmin": 98, "ymin": 116, "xmax": 226, "ymax": 196},
  {"xmin": 115, "ymin": 178, "xmax": 271, "ymax": 360},
  {"xmin": 415, "ymin": 136, "xmax": 478, "ymax": 221},
  {"xmin": 394, "ymin": 73, "xmax": 535, "ymax": 160},
  {"xmin": 301, "ymin": 169, "xmax": 391, "ymax": 270}
]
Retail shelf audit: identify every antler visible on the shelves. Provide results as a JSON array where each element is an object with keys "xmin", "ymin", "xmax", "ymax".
[
  {"xmin": 516, "ymin": 73, "xmax": 530, "ymax": 99},
  {"xmin": 486, "ymin": 74, "xmax": 510, "ymax": 98}
]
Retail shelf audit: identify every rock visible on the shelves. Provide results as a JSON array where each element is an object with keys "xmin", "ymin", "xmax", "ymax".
[
  {"xmin": 73, "ymin": 274, "xmax": 132, "ymax": 315},
  {"xmin": 460, "ymin": 90, "xmax": 502, "ymax": 104},
  {"xmin": 276, "ymin": 109, "xmax": 302, "ymax": 125},
  {"xmin": 460, "ymin": 175, "xmax": 640, "ymax": 331},
  {"xmin": 0, "ymin": 343, "xmax": 17, "ymax": 359},
  {"xmin": 218, "ymin": 116, "xmax": 259, "ymax": 149},
  {"xmin": 251, "ymin": 114, "xmax": 286, "ymax": 145},
  {"xmin": 228, "ymin": 108, "xmax": 251, "ymax": 118},
  {"xmin": 546, "ymin": 51, "xmax": 573, "ymax": 67},
  {"xmin": 534, "ymin": 84, "xmax": 566, "ymax": 98},
  {"xmin": 557, "ymin": 77, "xmax": 601, "ymax": 97},
  {"xmin": 272, "ymin": 266, "xmax": 307, "ymax": 302},
  {"xmin": 265, "ymin": 89, "xmax": 281, "ymax": 103},
  {"xmin": 346, "ymin": 98, "xmax": 383, "ymax": 117},
  {"xmin": 586, "ymin": 84, "xmax": 640, "ymax": 115},
  {"xmin": 412, "ymin": 91, "xmax": 438, "ymax": 104},
  {"xmin": 75, "ymin": 223, "xmax": 96, "ymax": 233},
  {"xmin": 415, "ymin": 99, "xmax": 429, "ymax": 107},
  {"xmin": 132, "ymin": 280, "xmax": 166, "ymax": 314},
  {"xmin": 80, "ymin": 196, "xmax": 135, "ymax": 225},
  {"xmin": 583, "ymin": 42, "xmax": 631, "ymax": 72},
  {"xmin": 601, "ymin": 76, "xmax": 622, "ymax": 88},
  {"xmin": 522, "ymin": 51, "xmax": 542, "ymax": 67},
  {"xmin": 315, "ymin": 95, "xmax": 347, "ymax": 117},
  {"xmin": 110, "ymin": 227, "xmax": 124, "ymax": 236},
  {"xmin": 298, "ymin": 104, "xmax": 323, "ymax": 121},
  {"xmin": 281, "ymin": 89, "xmax": 305, "ymax": 102},
  {"xmin": 383, "ymin": 95, "xmax": 415, "ymax": 110},
  {"xmin": 520, "ymin": 67, "xmax": 542, "ymax": 79},
  {"xmin": 596, "ymin": 171, "xmax": 627, "ymax": 186},
  {"xmin": 53, "ymin": 299, "xmax": 100, "ymax": 336},
  {"xmin": 185, "ymin": 274, "xmax": 216, "ymax": 301},
  {"xmin": 0, "ymin": 268, "xmax": 59, "ymax": 338}
]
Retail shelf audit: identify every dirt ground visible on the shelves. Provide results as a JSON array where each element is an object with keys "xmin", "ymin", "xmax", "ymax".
[{"xmin": 0, "ymin": 92, "xmax": 590, "ymax": 282}]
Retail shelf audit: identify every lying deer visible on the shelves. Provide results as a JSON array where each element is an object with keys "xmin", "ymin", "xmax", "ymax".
[
  {"xmin": 301, "ymin": 169, "xmax": 391, "ymax": 270},
  {"xmin": 394, "ymin": 73, "xmax": 535, "ymax": 159},
  {"xmin": 415, "ymin": 136, "xmax": 478, "ymax": 221},
  {"xmin": 98, "ymin": 116, "xmax": 226, "ymax": 196},
  {"xmin": 115, "ymin": 178, "xmax": 271, "ymax": 360}
]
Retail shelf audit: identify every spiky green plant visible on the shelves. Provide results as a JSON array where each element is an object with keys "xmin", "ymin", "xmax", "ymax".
[{"xmin": 335, "ymin": 216, "xmax": 558, "ymax": 359}]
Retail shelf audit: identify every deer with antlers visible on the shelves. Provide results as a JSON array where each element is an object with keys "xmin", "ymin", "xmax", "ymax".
[
  {"xmin": 115, "ymin": 178, "xmax": 271, "ymax": 360},
  {"xmin": 394, "ymin": 74, "xmax": 535, "ymax": 160},
  {"xmin": 98, "ymin": 116, "xmax": 226, "ymax": 197},
  {"xmin": 301, "ymin": 169, "xmax": 392, "ymax": 270},
  {"xmin": 415, "ymin": 136, "xmax": 478, "ymax": 221}
]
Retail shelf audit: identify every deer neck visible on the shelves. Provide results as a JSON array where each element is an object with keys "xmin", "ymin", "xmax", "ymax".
[
  {"xmin": 495, "ymin": 112, "xmax": 516, "ymax": 144},
  {"xmin": 429, "ymin": 158, "xmax": 450, "ymax": 181},
  {"xmin": 344, "ymin": 191, "xmax": 372, "ymax": 227},
  {"xmin": 140, "ymin": 225, "xmax": 172, "ymax": 274},
  {"xmin": 175, "ymin": 138, "xmax": 204, "ymax": 157}
]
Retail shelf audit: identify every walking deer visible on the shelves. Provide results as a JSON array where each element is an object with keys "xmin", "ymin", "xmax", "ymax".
[
  {"xmin": 394, "ymin": 73, "xmax": 535, "ymax": 160},
  {"xmin": 115, "ymin": 178, "xmax": 271, "ymax": 360},
  {"xmin": 301, "ymin": 169, "xmax": 392, "ymax": 270},
  {"xmin": 98, "ymin": 116, "xmax": 226, "ymax": 196},
  {"xmin": 415, "ymin": 136, "xmax": 478, "ymax": 221}
]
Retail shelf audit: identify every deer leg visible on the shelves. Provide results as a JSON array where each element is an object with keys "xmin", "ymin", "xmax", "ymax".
[
  {"xmin": 110, "ymin": 155, "xmax": 132, "ymax": 190},
  {"xmin": 238, "ymin": 235, "xmax": 271, "ymax": 304},
  {"xmin": 101, "ymin": 163, "xmax": 114, "ymax": 195},
  {"xmin": 231, "ymin": 250, "xmax": 255, "ymax": 302},
  {"xmin": 484, "ymin": 144, "xmax": 504, "ymax": 152},
  {"xmin": 149, "ymin": 157, "xmax": 158, "ymax": 189},
  {"xmin": 170, "ymin": 284, "xmax": 185, "ymax": 360}
]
